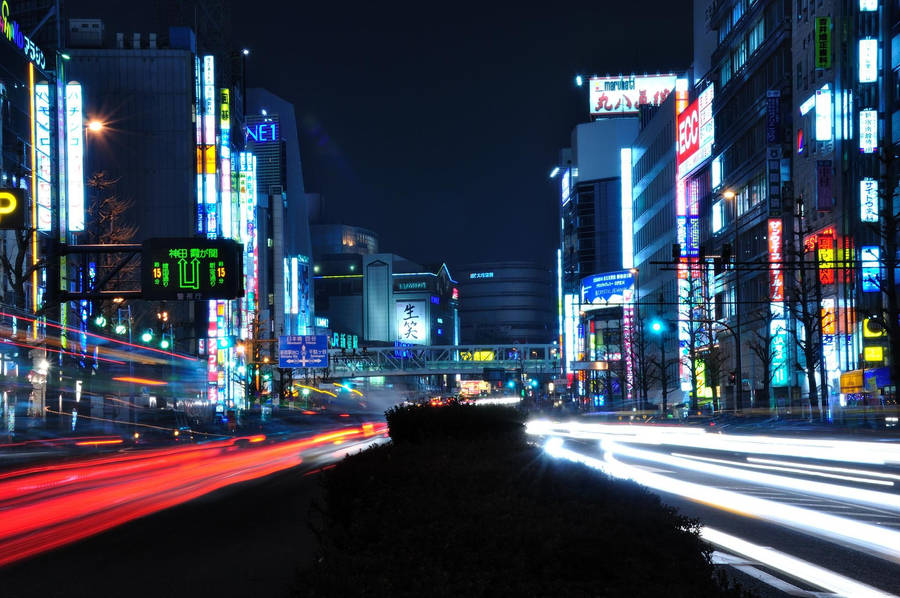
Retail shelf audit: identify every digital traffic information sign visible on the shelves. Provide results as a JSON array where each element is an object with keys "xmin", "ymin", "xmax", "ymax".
[{"xmin": 141, "ymin": 238, "xmax": 244, "ymax": 300}]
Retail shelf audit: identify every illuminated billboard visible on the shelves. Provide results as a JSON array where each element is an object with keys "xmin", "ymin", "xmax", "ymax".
[
  {"xmin": 858, "ymin": 39, "xmax": 878, "ymax": 83},
  {"xmin": 396, "ymin": 300, "xmax": 428, "ymax": 345},
  {"xmin": 561, "ymin": 168, "xmax": 571, "ymax": 205},
  {"xmin": 0, "ymin": 188, "xmax": 26, "ymax": 229},
  {"xmin": 66, "ymin": 82, "xmax": 85, "ymax": 232},
  {"xmin": 860, "ymin": 179, "xmax": 878, "ymax": 223},
  {"xmin": 861, "ymin": 246, "xmax": 881, "ymax": 292},
  {"xmin": 581, "ymin": 270, "xmax": 635, "ymax": 307},
  {"xmin": 815, "ymin": 85, "xmax": 832, "ymax": 141},
  {"xmin": 34, "ymin": 82, "xmax": 52, "ymax": 231},
  {"xmin": 676, "ymin": 84, "xmax": 714, "ymax": 175},
  {"xmin": 589, "ymin": 74, "xmax": 676, "ymax": 117},
  {"xmin": 860, "ymin": 109, "xmax": 877, "ymax": 153}
]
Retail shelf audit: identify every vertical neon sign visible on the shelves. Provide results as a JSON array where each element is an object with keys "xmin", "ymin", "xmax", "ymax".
[
  {"xmin": 34, "ymin": 82, "xmax": 52, "ymax": 232},
  {"xmin": 768, "ymin": 219, "xmax": 788, "ymax": 386},
  {"xmin": 65, "ymin": 82, "xmax": 85, "ymax": 231},
  {"xmin": 220, "ymin": 89, "xmax": 232, "ymax": 239}
]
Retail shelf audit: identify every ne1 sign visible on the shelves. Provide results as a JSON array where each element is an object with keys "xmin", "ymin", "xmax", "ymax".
[{"xmin": 279, "ymin": 335, "xmax": 329, "ymax": 368}]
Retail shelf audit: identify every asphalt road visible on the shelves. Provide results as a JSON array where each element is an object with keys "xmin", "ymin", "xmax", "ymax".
[
  {"xmin": 532, "ymin": 420, "xmax": 900, "ymax": 597},
  {"xmin": 0, "ymin": 426, "xmax": 388, "ymax": 598}
]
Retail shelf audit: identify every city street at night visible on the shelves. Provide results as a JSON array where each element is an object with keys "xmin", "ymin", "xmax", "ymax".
[{"xmin": 2, "ymin": 0, "xmax": 900, "ymax": 595}]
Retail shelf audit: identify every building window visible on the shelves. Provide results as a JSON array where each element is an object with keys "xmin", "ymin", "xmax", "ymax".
[
  {"xmin": 720, "ymin": 58, "xmax": 732, "ymax": 88},
  {"xmin": 732, "ymin": 0, "xmax": 744, "ymax": 26},
  {"xmin": 748, "ymin": 18, "xmax": 765, "ymax": 54}
]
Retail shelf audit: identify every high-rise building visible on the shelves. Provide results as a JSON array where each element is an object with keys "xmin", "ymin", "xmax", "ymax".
[
  {"xmin": 556, "ymin": 75, "xmax": 677, "ymax": 405},
  {"xmin": 787, "ymin": 0, "xmax": 899, "ymax": 409},
  {"xmin": 245, "ymin": 88, "xmax": 315, "ymax": 338},
  {"xmin": 455, "ymin": 262, "xmax": 554, "ymax": 345},
  {"xmin": 629, "ymin": 92, "xmax": 682, "ymax": 406},
  {"xmin": 701, "ymin": 0, "xmax": 793, "ymax": 410}
]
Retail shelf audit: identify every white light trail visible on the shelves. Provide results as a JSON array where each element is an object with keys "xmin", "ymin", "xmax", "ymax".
[
  {"xmin": 671, "ymin": 452, "xmax": 894, "ymax": 486},
  {"xmin": 526, "ymin": 419, "xmax": 900, "ymax": 465},
  {"xmin": 701, "ymin": 527, "xmax": 898, "ymax": 598},
  {"xmin": 542, "ymin": 438, "xmax": 900, "ymax": 564},
  {"xmin": 747, "ymin": 457, "xmax": 900, "ymax": 482},
  {"xmin": 611, "ymin": 441, "xmax": 900, "ymax": 512}
]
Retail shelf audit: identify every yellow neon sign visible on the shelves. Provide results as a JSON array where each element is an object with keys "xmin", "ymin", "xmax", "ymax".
[{"xmin": 863, "ymin": 346, "xmax": 884, "ymax": 362}]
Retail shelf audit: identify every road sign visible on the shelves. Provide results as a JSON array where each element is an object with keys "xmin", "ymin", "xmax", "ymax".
[
  {"xmin": 141, "ymin": 238, "xmax": 244, "ymax": 300},
  {"xmin": 279, "ymin": 335, "xmax": 329, "ymax": 369}
]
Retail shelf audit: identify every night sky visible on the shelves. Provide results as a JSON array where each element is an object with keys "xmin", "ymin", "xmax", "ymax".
[{"xmin": 70, "ymin": 1, "xmax": 692, "ymax": 270}]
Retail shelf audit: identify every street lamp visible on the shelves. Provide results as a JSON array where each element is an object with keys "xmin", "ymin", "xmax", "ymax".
[{"xmin": 87, "ymin": 120, "xmax": 104, "ymax": 132}]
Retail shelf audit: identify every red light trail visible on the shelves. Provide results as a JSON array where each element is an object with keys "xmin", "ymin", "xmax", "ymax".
[{"xmin": 0, "ymin": 422, "xmax": 387, "ymax": 567}]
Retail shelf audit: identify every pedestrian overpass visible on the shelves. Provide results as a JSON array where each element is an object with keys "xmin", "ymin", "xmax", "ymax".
[{"xmin": 326, "ymin": 344, "xmax": 559, "ymax": 378}]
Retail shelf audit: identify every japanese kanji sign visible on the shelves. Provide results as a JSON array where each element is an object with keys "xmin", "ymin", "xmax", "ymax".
[
  {"xmin": 589, "ymin": 74, "xmax": 677, "ymax": 117},
  {"xmin": 141, "ymin": 238, "xmax": 244, "ymax": 300},
  {"xmin": 395, "ymin": 300, "xmax": 427, "ymax": 345}
]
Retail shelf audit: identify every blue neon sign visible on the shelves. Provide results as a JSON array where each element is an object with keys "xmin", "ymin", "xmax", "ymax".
[{"xmin": 245, "ymin": 123, "xmax": 278, "ymax": 143}]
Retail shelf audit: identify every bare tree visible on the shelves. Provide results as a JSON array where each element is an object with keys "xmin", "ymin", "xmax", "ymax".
[
  {"xmin": 83, "ymin": 172, "xmax": 139, "ymax": 319},
  {"xmin": 0, "ymin": 227, "xmax": 43, "ymax": 310},
  {"xmin": 784, "ymin": 194, "xmax": 825, "ymax": 420},
  {"xmin": 747, "ymin": 309, "xmax": 778, "ymax": 412}
]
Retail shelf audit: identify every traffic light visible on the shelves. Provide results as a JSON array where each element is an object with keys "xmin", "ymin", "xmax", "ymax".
[{"xmin": 729, "ymin": 371, "xmax": 737, "ymax": 384}]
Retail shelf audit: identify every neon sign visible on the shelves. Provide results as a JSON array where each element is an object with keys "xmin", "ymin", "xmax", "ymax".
[
  {"xmin": 0, "ymin": 188, "xmax": 24, "ymax": 229},
  {"xmin": 245, "ymin": 122, "xmax": 278, "ymax": 143},
  {"xmin": 768, "ymin": 219, "xmax": 784, "ymax": 301},
  {"xmin": 0, "ymin": 1, "xmax": 45, "ymax": 68},
  {"xmin": 860, "ymin": 179, "xmax": 878, "ymax": 223},
  {"xmin": 66, "ymin": 82, "xmax": 85, "ymax": 232}
]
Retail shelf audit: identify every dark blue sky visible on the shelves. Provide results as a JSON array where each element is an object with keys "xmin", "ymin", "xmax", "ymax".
[{"xmin": 70, "ymin": 1, "xmax": 692, "ymax": 270}]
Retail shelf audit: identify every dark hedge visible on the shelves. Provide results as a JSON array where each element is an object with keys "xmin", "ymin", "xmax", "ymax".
[{"xmin": 295, "ymin": 405, "xmax": 751, "ymax": 597}]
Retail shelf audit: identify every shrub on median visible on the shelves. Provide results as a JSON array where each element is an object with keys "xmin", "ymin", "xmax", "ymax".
[{"xmin": 295, "ymin": 405, "xmax": 752, "ymax": 597}]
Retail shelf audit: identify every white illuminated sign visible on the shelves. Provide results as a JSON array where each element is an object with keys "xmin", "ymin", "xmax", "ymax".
[
  {"xmin": 712, "ymin": 199, "xmax": 725, "ymax": 233},
  {"xmin": 860, "ymin": 178, "xmax": 879, "ymax": 222},
  {"xmin": 34, "ymin": 82, "xmax": 52, "ymax": 232},
  {"xmin": 291, "ymin": 256, "xmax": 299, "ymax": 315},
  {"xmin": 815, "ymin": 86, "xmax": 832, "ymax": 141},
  {"xmin": 799, "ymin": 94, "xmax": 816, "ymax": 116},
  {"xmin": 620, "ymin": 147, "xmax": 633, "ymax": 269},
  {"xmin": 859, "ymin": 39, "xmax": 878, "ymax": 83},
  {"xmin": 561, "ymin": 168, "xmax": 571, "ymax": 205},
  {"xmin": 469, "ymin": 272, "xmax": 494, "ymax": 279},
  {"xmin": 396, "ymin": 300, "xmax": 427, "ymax": 345},
  {"xmin": 860, "ymin": 0, "xmax": 878, "ymax": 10},
  {"xmin": 860, "ymin": 109, "xmax": 877, "ymax": 153},
  {"xmin": 65, "ymin": 82, "xmax": 85, "ymax": 232},
  {"xmin": 589, "ymin": 74, "xmax": 677, "ymax": 116},
  {"xmin": 711, "ymin": 155, "xmax": 722, "ymax": 189}
]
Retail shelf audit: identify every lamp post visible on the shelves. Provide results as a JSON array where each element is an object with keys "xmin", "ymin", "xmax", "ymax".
[{"xmin": 722, "ymin": 190, "xmax": 743, "ymax": 412}]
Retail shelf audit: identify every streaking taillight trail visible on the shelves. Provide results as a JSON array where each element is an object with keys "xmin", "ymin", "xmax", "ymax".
[{"xmin": 0, "ymin": 422, "xmax": 387, "ymax": 567}]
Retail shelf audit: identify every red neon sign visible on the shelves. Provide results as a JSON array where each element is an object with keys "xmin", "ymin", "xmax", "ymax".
[{"xmin": 768, "ymin": 219, "xmax": 783, "ymax": 301}]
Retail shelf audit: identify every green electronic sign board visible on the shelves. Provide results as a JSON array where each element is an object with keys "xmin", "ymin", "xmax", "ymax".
[{"xmin": 141, "ymin": 238, "xmax": 244, "ymax": 300}]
